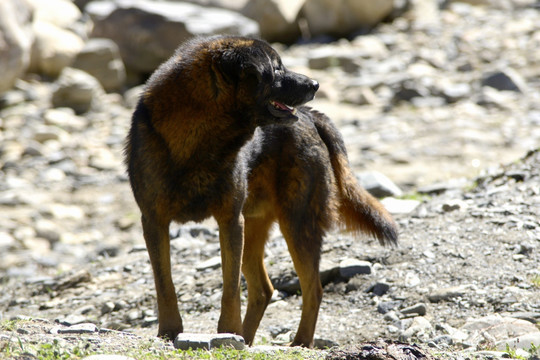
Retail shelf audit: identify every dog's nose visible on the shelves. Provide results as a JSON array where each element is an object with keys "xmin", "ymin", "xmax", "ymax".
[{"xmin": 311, "ymin": 80, "xmax": 319, "ymax": 91}]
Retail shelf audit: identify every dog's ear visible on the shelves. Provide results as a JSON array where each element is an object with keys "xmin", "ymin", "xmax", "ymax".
[{"xmin": 217, "ymin": 49, "xmax": 268, "ymax": 85}]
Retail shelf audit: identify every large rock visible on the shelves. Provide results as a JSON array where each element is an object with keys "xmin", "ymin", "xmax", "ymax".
[
  {"xmin": 51, "ymin": 68, "xmax": 104, "ymax": 114},
  {"xmin": 72, "ymin": 39, "xmax": 126, "ymax": 92},
  {"xmin": 242, "ymin": 0, "xmax": 303, "ymax": 43},
  {"xmin": 87, "ymin": 0, "xmax": 259, "ymax": 75},
  {"xmin": 27, "ymin": 0, "xmax": 82, "ymax": 30},
  {"xmin": 301, "ymin": 0, "xmax": 394, "ymax": 38},
  {"xmin": 30, "ymin": 21, "xmax": 85, "ymax": 77},
  {"xmin": 0, "ymin": 0, "xmax": 34, "ymax": 94}
]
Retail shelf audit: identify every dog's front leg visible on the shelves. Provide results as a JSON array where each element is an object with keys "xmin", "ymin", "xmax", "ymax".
[{"xmin": 215, "ymin": 212, "xmax": 245, "ymax": 336}]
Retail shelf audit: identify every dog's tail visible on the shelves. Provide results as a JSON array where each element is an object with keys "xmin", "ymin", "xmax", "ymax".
[{"xmin": 312, "ymin": 110, "xmax": 398, "ymax": 246}]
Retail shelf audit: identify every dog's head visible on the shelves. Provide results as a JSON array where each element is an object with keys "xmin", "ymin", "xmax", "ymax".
[{"xmin": 213, "ymin": 36, "xmax": 319, "ymax": 125}]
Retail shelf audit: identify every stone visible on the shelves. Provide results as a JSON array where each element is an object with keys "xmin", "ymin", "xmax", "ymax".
[
  {"xmin": 481, "ymin": 68, "xmax": 527, "ymax": 92},
  {"xmin": 57, "ymin": 323, "xmax": 98, "ymax": 334},
  {"xmin": 428, "ymin": 285, "xmax": 469, "ymax": 302},
  {"xmin": 339, "ymin": 259, "xmax": 372, "ymax": 278},
  {"xmin": 313, "ymin": 337, "xmax": 339, "ymax": 349},
  {"xmin": 461, "ymin": 315, "xmax": 540, "ymax": 348},
  {"xmin": 30, "ymin": 21, "xmax": 85, "ymax": 77},
  {"xmin": 195, "ymin": 256, "xmax": 222, "ymax": 271},
  {"xmin": 51, "ymin": 68, "xmax": 104, "ymax": 114},
  {"xmin": 72, "ymin": 38, "xmax": 126, "ymax": 93},
  {"xmin": 88, "ymin": 0, "xmax": 259, "ymax": 75},
  {"xmin": 27, "ymin": 0, "xmax": 81, "ymax": 30},
  {"xmin": 400, "ymin": 316, "xmax": 433, "ymax": 341},
  {"xmin": 0, "ymin": 232, "xmax": 16, "ymax": 249},
  {"xmin": 380, "ymin": 198, "xmax": 421, "ymax": 215},
  {"xmin": 82, "ymin": 356, "xmax": 135, "ymax": 360},
  {"xmin": 174, "ymin": 333, "xmax": 245, "ymax": 350},
  {"xmin": 377, "ymin": 300, "xmax": 402, "ymax": 314},
  {"xmin": 241, "ymin": 0, "xmax": 302, "ymax": 43},
  {"xmin": 496, "ymin": 332, "xmax": 540, "ymax": 351},
  {"xmin": 44, "ymin": 108, "xmax": 87, "ymax": 132},
  {"xmin": 301, "ymin": 0, "xmax": 394, "ymax": 38},
  {"xmin": 367, "ymin": 282, "xmax": 391, "ymax": 296},
  {"xmin": 0, "ymin": 0, "xmax": 34, "ymax": 94},
  {"xmin": 357, "ymin": 171, "xmax": 403, "ymax": 198},
  {"xmin": 400, "ymin": 303, "xmax": 427, "ymax": 317}
]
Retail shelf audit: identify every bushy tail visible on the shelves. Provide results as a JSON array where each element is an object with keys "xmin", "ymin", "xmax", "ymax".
[{"xmin": 312, "ymin": 110, "xmax": 398, "ymax": 246}]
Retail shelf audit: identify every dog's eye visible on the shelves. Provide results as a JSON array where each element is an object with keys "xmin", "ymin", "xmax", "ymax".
[{"xmin": 274, "ymin": 69, "xmax": 283, "ymax": 76}]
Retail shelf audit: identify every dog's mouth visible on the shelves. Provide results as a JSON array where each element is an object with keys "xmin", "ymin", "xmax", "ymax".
[{"xmin": 268, "ymin": 100, "xmax": 297, "ymax": 118}]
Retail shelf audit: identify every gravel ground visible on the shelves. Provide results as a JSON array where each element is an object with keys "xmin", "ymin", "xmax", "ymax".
[{"xmin": 1, "ymin": 2, "xmax": 540, "ymax": 359}]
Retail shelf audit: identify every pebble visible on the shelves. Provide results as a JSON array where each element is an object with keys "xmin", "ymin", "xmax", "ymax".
[
  {"xmin": 82, "ymin": 356, "xmax": 135, "ymax": 360},
  {"xmin": 367, "ymin": 282, "xmax": 391, "ymax": 296},
  {"xmin": 339, "ymin": 259, "xmax": 372, "ymax": 278},
  {"xmin": 357, "ymin": 171, "xmax": 403, "ymax": 198},
  {"xmin": 380, "ymin": 198, "xmax": 421, "ymax": 214},
  {"xmin": 174, "ymin": 333, "xmax": 245, "ymax": 350},
  {"xmin": 195, "ymin": 256, "xmax": 222, "ymax": 271},
  {"xmin": 377, "ymin": 300, "xmax": 402, "ymax": 314},
  {"xmin": 428, "ymin": 285, "xmax": 469, "ymax": 302},
  {"xmin": 400, "ymin": 303, "xmax": 427, "ymax": 317},
  {"xmin": 56, "ymin": 323, "xmax": 98, "ymax": 334}
]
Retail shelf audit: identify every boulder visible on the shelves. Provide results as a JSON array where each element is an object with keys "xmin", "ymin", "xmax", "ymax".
[
  {"xmin": 51, "ymin": 68, "xmax": 104, "ymax": 114},
  {"xmin": 242, "ymin": 0, "xmax": 303, "ymax": 43},
  {"xmin": 27, "ymin": 0, "xmax": 82, "ymax": 30},
  {"xmin": 72, "ymin": 39, "xmax": 126, "ymax": 92},
  {"xmin": 301, "ymin": 0, "xmax": 394, "ymax": 38},
  {"xmin": 0, "ymin": 0, "xmax": 34, "ymax": 94},
  {"xmin": 30, "ymin": 21, "xmax": 85, "ymax": 77},
  {"xmin": 87, "ymin": 0, "xmax": 259, "ymax": 75}
]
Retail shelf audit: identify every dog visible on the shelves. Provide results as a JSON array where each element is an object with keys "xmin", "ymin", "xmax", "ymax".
[{"xmin": 125, "ymin": 35, "xmax": 398, "ymax": 348}]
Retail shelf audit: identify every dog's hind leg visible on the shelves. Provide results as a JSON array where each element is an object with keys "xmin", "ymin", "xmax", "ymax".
[
  {"xmin": 142, "ymin": 214, "xmax": 183, "ymax": 340},
  {"xmin": 215, "ymin": 212, "xmax": 245, "ymax": 336},
  {"xmin": 279, "ymin": 218, "xmax": 324, "ymax": 348},
  {"xmin": 241, "ymin": 215, "xmax": 275, "ymax": 345}
]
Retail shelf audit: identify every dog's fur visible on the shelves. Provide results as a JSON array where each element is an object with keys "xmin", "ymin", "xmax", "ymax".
[{"xmin": 125, "ymin": 35, "xmax": 398, "ymax": 348}]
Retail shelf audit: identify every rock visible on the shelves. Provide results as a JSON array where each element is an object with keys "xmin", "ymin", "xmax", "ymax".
[
  {"xmin": 56, "ymin": 323, "xmax": 98, "ymax": 334},
  {"xmin": 27, "ymin": 0, "xmax": 82, "ymax": 30},
  {"xmin": 496, "ymin": 332, "xmax": 540, "ymax": 351},
  {"xmin": 377, "ymin": 300, "xmax": 402, "ymax": 314},
  {"xmin": 400, "ymin": 303, "xmax": 427, "ymax": 317},
  {"xmin": 301, "ymin": 0, "xmax": 394, "ymax": 38},
  {"xmin": 367, "ymin": 282, "xmax": 391, "ymax": 296},
  {"xmin": 30, "ymin": 21, "xmax": 85, "ymax": 77},
  {"xmin": 380, "ymin": 198, "xmax": 421, "ymax": 214},
  {"xmin": 0, "ymin": 0, "xmax": 34, "ymax": 94},
  {"xmin": 51, "ymin": 68, "xmax": 104, "ymax": 114},
  {"xmin": 313, "ymin": 337, "xmax": 339, "ymax": 349},
  {"xmin": 0, "ymin": 232, "xmax": 16, "ymax": 249},
  {"xmin": 174, "ymin": 333, "xmax": 245, "ymax": 350},
  {"xmin": 35, "ymin": 219, "xmax": 61, "ymax": 243},
  {"xmin": 72, "ymin": 39, "xmax": 126, "ymax": 93},
  {"xmin": 461, "ymin": 315, "xmax": 540, "ymax": 349},
  {"xmin": 101, "ymin": 302, "xmax": 115, "ymax": 315},
  {"xmin": 195, "ymin": 256, "xmax": 222, "ymax": 271},
  {"xmin": 428, "ymin": 285, "xmax": 469, "ymax": 302},
  {"xmin": 481, "ymin": 68, "xmax": 528, "ymax": 92},
  {"xmin": 44, "ymin": 108, "xmax": 87, "ymax": 132},
  {"xmin": 82, "ymin": 356, "xmax": 135, "ymax": 360},
  {"xmin": 357, "ymin": 171, "xmax": 403, "ymax": 198},
  {"xmin": 399, "ymin": 316, "xmax": 433, "ymax": 341},
  {"xmin": 409, "ymin": 0, "xmax": 441, "ymax": 30},
  {"xmin": 89, "ymin": 148, "xmax": 120, "ymax": 171},
  {"xmin": 241, "ymin": 0, "xmax": 302, "ymax": 43},
  {"xmin": 339, "ymin": 259, "xmax": 372, "ymax": 278},
  {"xmin": 88, "ymin": 0, "xmax": 259, "ymax": 75}
]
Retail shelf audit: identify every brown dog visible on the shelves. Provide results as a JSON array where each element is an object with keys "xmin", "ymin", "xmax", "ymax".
[{"xmin": 125, "ymin": 35, "xmax": 398, "ymax": 348}]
